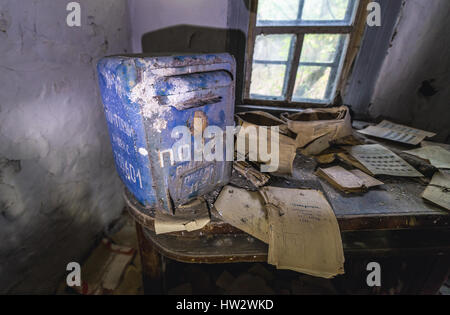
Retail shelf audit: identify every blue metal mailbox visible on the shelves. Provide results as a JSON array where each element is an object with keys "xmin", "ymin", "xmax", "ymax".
[{"xmin": 97, "ymin": 54, "xmax": 236, "ymax": 214}]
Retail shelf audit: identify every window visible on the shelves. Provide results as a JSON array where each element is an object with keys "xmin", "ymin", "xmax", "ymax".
[{"xmin": 244, "ymin": 0, "xmax": 366, "ymax": 106}]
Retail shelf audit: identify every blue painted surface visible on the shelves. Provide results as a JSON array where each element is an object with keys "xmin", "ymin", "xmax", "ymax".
[{"xmin": 97, "ymin": 54, "xmax": 236, "ymax": 213}]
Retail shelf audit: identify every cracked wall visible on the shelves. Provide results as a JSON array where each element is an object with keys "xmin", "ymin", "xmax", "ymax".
[
  {"xmin": 368, "ymin": 0, "xmax": 450, "ymax": 143},
  {"xmin": 0, "ymin": 0, "xmax": 129, "ymax": 293}
]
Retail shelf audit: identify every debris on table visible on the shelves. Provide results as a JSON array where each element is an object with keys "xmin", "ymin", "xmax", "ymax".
[
  {"xmin": 154, "ymin": 197, "xmax": 210, "ymax": 234},
  {"xmin": 357, "ymin": 120, "xmax": 436, "ymax": 145},
  {"xmin": 315, "ymin": 153, "xmax": 336, "ymax": 164},
  {"xmin": 233, "ymin": 161, "xmax": 270, "ymax": 188},
  {"xmin": 422, "ymin": 171, "xmax": 450, "ymax": 211},
  {"xmin": 316, "ymin": 165, "xmax": 383, "ymax": 194},
  {"xmin": 347, "ymin": 144, "xmax": 423, "ymax": 177},
  {"xmin": 214, "ymin": 185, "xmax": 269, "ymax": 243},
  {"xmin": 403, "ymin": 145, "xmax": 450, "ymax": 169},
  {"xmin": 260, "ymin": 187, "xmax": 345, "ymax": 279}
]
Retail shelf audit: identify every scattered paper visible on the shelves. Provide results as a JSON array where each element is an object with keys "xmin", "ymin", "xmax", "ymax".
[
  {"xmin": 422, "ymin": 171, "xmax": 450, "ymax": 211},
  {"xmin": 260, "ymin": 187, "xmax": 345, "ymax": 279},
  {"xmin": 73, "ymin": 238, "xmax": 135, "ymax": 294},
  {"xmin": 421, "ymin": 141, "xmax": 450, "ymax": 151},
  {"xmin": 348, "ymin": 144, "xmax": 423, "ymax": 177},
  {"xmin": 316, "ymin": 166, "xmax": 383, "ymax": 193},
  {"xmin": 214, "ymin": 185, "xmax": 269, "ymax": 243},
  {"xmin": 357, "ymin": 120, "xmax": 436, "ymax": 145},
  {"xmin": 154, "ymin": 198, "xmax": 210, "ymax": 234},
  {"xmin": 403, "ymin": 145, "xmax": 450, "ymax": 169}
]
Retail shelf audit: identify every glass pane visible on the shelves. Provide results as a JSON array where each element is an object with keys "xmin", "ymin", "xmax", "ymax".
[
  {"xmin": 300, "ymin": 34, "xmax": 344, "ymax": 63},
  {"xmin": 292, "ymin": 66, "xmax": 332, "ymax": 101},
  {"xmin": 250, "ymin": 64, "xmax": 286, "ymax": 98},
  {"xmin": 253, "ymin": 34, "xmax": 295, "ymax": 61},
  {"xmin": 256, "ymin": 0, "xmax": 300, "ymax": 24},
  {"xmin": 256, "ymin": 0, "xmax": 357, "ymax": 26},
  {"xmin": 302, "ymin": 0, "xmax": 352, "ymax": 22}
]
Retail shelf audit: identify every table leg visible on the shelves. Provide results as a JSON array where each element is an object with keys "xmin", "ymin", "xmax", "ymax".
[{"xmin": 135, "ymin": 223, "xmax": 164, "ymax": 294}]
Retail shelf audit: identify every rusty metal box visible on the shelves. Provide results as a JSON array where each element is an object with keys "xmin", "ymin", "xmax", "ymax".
[{"xmin": 97, "ymin": 54, "xmax": 235, "ymax": 213}]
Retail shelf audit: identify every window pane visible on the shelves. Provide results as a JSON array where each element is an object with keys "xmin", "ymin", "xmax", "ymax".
[
  {"xmin": 253, "ymin": 34, "xmax": 294, "ymax": 61},
  {"xmin": 250, "ymin": 64, "xmax": 286, "ymax": 99},
  {"xmin": 256, "ymin": 0, "xmax": 300, "ymax": 24},
  {"xmin": 256, "ymin": 0, "xmax": 358, "ymax": 26},
  {"xmin": 292, "ymin": 66, "xmax": 331, "ymax": 101},
  {"xmin": 302, "ymin": 0, "xmax": 353, "ymax": 22},
  {"xmin": 300, "ymin": 34, "xmax": 344, "ymax": 63}
]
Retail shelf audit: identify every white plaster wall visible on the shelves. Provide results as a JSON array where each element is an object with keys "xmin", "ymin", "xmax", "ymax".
[
  {"xmin": 0, "ymin": 0, "xmax": 129, "ymax": 293},
  {"xmin": 128, "ymin": 0, "xmax": 229, "ymax": 53},
  {"xmin": 369, "ymin": 0, "xmax": 450, "ymax": 143}
]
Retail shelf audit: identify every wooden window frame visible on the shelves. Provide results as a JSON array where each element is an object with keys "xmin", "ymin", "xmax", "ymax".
[{"xmin": 243, "ymin": 0, "xmax": 369, "ymax": 108}]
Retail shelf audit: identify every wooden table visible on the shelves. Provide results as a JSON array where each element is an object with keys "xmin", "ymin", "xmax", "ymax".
[{"xmin": 125, "ymin": 140, "xmax": 450, "ymax": 295}]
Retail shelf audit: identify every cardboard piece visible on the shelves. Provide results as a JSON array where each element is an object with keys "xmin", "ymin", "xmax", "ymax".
[
  {"xmin": 281, "ymin": 106, "xmax": 353, "ymax": 149},
  {"xmin": 403, "ymin": 145, "xmax": 450, "ymax": 169},
  {"xmin": 422, "ymin": 171, "xmax": 450, "ymax": 211},
  {"xmin": 214, "ymin": 185, "xmax": 269, "ymax": 243},
  {"xmin": 348, "ymin": 144, "xmax": 423, "ymax": 177},
  {"xmin": 316, "ymin": 166, "xmax": 383, "ymax": 193},
  {"xmin": 260, "ymin": 187, "xmax": 345, "ymax": 278},
  {"xmin": 154, "ymin": 198, "xmax": 210, "ymax": 234},
  {"xmin": 357, "ymin": 120, "xmax": 436, "ymax": 145}
]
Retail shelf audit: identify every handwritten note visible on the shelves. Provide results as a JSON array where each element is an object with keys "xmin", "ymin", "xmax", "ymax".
[{"xmin": 260, "ymin": 187, "xmax": 345, "ymax": 278}]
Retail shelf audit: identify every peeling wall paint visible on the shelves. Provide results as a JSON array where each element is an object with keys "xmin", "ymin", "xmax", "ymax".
[
  {"xmin": 368, "ymin": 0, "xmax": 450, "ymax": 143},
  {"xmin": 0, "ymin": 0, "xmax": 129, "ymax": 293}
]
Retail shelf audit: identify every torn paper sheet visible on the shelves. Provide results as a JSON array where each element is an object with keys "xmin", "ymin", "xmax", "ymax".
[
  {"xmin": 214, "ymin": 185, "xmax": 269, "ymax": 243},
  {"xmin": 155, "ymin": 198, "xmax": 210, "ymax": 234},
  {"xmin": 348, "ymin": 144, "xmax": 423, "ymax": 177},
  {"xmin": 316, "ymin": 166, "xmax": 383, "ymax": 193},
  {"xmin": 73, "ymin": 238, "xmax": 135, "ymax": 295},
  {"xmin": 260, "ymin": 187, "xmax": 345, "ymax": 279},
  {"xmin": 357, "ymin": 120, "xmax": 436, "ymax": 145},
  {"xmin": 422, "ymin": 171, "xmax": 450, "ymax": 211},
  {"xmin": 403, "ymin": 145, "xmax": 450, "ymax": 169}
]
